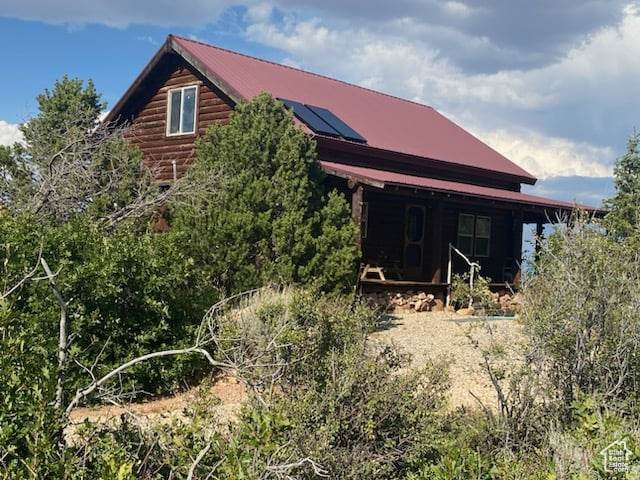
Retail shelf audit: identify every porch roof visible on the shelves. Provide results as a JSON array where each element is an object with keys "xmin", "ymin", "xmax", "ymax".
[{"xmin": 320, "ymin": 161, "xmax": 605, "ymax": 215}]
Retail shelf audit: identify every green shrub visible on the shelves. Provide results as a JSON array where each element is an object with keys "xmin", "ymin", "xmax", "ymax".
[
  {"xmin": 0, "ymin": 296, "xmax": 72, "ymax": 478},
  {"xmin": 0, "ymin": 213, "xmax": 217, "ymax": 399},
  {"xmin": 522, "ymin": 221, "xmax": 640, "ymax": 405},
  {"xmin": 210, "ymin": 288, "xmax": 449, "ymax": 478},
  {"xmin": 67, "ymin": 288, "xmax": 449, "ymax": 479},
  {"xmin": 450, "ymin": 272, "xmax": 497, "ymax": 313},
  {"xmin": 168, "ymin": 93, "xmax": 359, "ymax": 295}
]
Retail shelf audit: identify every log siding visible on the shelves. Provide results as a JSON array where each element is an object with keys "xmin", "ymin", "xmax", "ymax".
[{"xmin": 123, "ymin": 55, "xmax": 234, "ymax": 181}]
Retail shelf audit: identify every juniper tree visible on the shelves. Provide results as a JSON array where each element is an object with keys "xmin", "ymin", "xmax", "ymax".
[
  {"xmin": 169, "ymin": 93, "xmax": 359, "ymax": 293},
  {"xmin": 604, "ymin": 131, "xmax": 640, "ymax": 238}
]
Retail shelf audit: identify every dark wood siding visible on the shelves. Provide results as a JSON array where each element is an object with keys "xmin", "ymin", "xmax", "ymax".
[
  {"xmin": 442, "ymin": 204, "xmax": 516, "ymax": 283},
  {"xmin": 362, "ymin": 190, "xmax": 407, "ymax": 274},
  {"xmin": 124, "ymin": 55, "xmax": 234, "ymax": 181},
  {"xmin": 360, "ymin": 188, "xmax": 519, "ymax": 284},
  {"xmin": 317, "ymin": 146, "xmax": 522, "ymax": 192}
]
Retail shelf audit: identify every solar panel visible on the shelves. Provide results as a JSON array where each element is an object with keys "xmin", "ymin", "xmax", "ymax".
[
  {"xmin": 306, "ymin": 104, "xmax": 367, "ymax": 143},
  {"xmin": 279, "ymin": 99, "xmax": 340, "ymax": 137}
]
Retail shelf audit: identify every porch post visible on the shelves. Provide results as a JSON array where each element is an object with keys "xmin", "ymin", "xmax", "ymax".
[
  {"xmin": 535, "ymin": 221, "xmax": 544, "ymax": 256},
  {"xmin": 430, "ymin": 201, "xmax": 444, "ymax": 283},
  {"xmin": 513, "ymin": 210, "xmax": 524, "ymax": 286},
  {"xmin": 350, "ymin": 181, "xmax": 364, "ymax": 248}
]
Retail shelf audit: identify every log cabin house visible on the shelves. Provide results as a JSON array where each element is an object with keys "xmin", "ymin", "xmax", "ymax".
[{"xmin": 106, "ymin": 34, "xmax": 602, "ymax": 296}]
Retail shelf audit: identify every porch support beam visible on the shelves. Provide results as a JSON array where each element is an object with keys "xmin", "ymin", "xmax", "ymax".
[
  {"xmin": 350, "ymin": 181, "xmax": 364, "ymax": 248},
  {"xmin": 513, "ymin": 210, "xmax": 524, "ymax": 287},
  {"xmin": 430, "ymin": 201, "xmax": 444, "ymax": 283},
  {"xmin": 535, "ymin": 222, "xmax": 544, "ymax": 256}
]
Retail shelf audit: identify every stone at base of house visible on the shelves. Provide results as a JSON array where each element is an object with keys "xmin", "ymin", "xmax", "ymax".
[{"xmin": 364, "ymin": 290, "xmax": 445, "ymax": 313}]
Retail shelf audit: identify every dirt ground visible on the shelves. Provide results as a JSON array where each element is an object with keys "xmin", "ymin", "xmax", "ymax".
[
  {"xmin": 69, "ymin": 311, "xmax": 524, "ymax": 428},
  {"xmin": 66, "ymin": 374, "xmax": 247, "ymax": 440},
  {"xmin": 370, "ymin": 310, "xmax": 525, "ymax": 409}
]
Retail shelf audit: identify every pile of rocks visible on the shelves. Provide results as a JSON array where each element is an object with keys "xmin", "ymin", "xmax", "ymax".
[
  {"xmin": 365, "ymin": 291, "xmax": 445, "ymax": 313},
  {"xmin": 491, "ymin": 291, "xmax": 524, "ymax": 313},
  {"xmin": 365, "ymin": 290, "xmax": 524, "ymax": 316}
]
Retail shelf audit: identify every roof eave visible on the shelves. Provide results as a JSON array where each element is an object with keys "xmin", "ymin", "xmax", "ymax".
[
  {"xmin": 104, "ymin": 37, "xmax": 173, "ymax": 123},
  {"xmin": 319, "ymin": 161, "xmax": 606, "ymax": 216},
  {"xmin": 169, "ymin": 35, "xmax": 245, "ymax": 104},
  {"xmin": 105, "ymin": 34, "xmax": 246, "ymax": 124},
  {"xmin": 315, "ymin": 135, "xmax": 538, "ymax": 187}
]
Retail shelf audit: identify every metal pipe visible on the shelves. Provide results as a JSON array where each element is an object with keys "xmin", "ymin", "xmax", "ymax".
[
  {"xmin": 445, "ymin": 242, "xmax": 481, "ymax": 308},
  {"xmin": 446, "ymin": 244, "xmax": 453, "ymax": 307}
]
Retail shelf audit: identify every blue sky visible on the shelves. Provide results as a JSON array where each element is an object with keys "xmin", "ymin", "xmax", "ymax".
[
  {"xmin": 1, "ymin": 1, "xmax": 636, "ymax": 206},
  {"xmin": 0, "ymin": 10, "xmax": 279, "ymax": 123}
]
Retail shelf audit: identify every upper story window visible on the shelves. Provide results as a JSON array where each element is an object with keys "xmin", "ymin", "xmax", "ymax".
[
  {"xmin": 457, "ymin": 214, "xmax": 491, "ymax": 257},
  {"xmin": 167, "ymin": 85, "xmax": 198, "ymax": 136}
]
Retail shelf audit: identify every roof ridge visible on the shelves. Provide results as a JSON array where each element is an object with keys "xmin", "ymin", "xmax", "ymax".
[{"xmin": 170, "ymin": 34, "xmax": 436, "ymax": 112}]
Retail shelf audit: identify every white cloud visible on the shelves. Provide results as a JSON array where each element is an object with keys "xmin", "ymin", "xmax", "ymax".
[
  {"xmin": 248, "ymin": 4, "xmax": 640, "ymax": 110},
  {"xmin": 0, "ymin": 121, "xmax": 23, "ymax": 146},
  {"xmin": 447, "ymin": 4, "xmax": 640, "ymax": 109},
  {"xmin": 466, "ymin": 126, "xmax": 615, "ymax": 179},
  {"xmin": 244, "ymin": 4, "xmax": 639, "ymax": 177},
  {"xmin": 3, "ymin": 1, "xmax": 631, "ymax": 180},
  {"xmin": 442, "ymin": 1, "xmax": 474, "ymax": 17},
  {"xmin": 0, "ymin": 0, "xmax": 239, "ymax": 28},
  {"xmin": 245, "ymin": 2, "xmax": 273, "ymax": 23}
]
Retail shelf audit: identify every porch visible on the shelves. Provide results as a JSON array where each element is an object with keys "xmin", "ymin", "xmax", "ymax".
[
  {"xmin": 321, "ymin": 161, "xmax": 602, "ymax": 297},
  {"xmin": 355, "ymin": 187, "xmax": 530, "ymax": 296}
]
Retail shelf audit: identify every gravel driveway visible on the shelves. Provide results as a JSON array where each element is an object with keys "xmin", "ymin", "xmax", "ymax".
[{"xmin": 369, "ymin": 311, "xmax": 525, "ymax": 410}]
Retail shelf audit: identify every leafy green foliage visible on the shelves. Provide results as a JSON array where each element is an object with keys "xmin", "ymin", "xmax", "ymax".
[
  {"xmin": 605, "ymin": 131, "xmax": 640, "ymax": 239},
  {"xmin": 450, "ymin": 272, "xmax": 496, "ymax": 313},
  {"xmin": 169, "ymin": 93, "xmax": 358, "ymax": 294},
  {"xmin": 67, "ymin": 289, "xmax": 450, "ymax": 479},
  {"xmin": 3, "ymin": 75, "xmax": 147, "ymax": 225},
  {"xmin": 0, "ymin": 294, "xmax": 71, "ymax": 478},
  {"xmin": 20, "ymin": 75, "xmax": 104, "ymax": 159},
  {"xmin": 0, "ymin": 82, "xmax": 363, "ymax": 477},
  {"xmin": 522, "ymin": 221, "xmax": 640, "ymax": 405},
  {"xmin": 0, "ymin": 213, "xmax": 216, "ymax": 397},
  {"xmin": 0, "ymin": 144, "xmax": 32, "ymax": 207}
]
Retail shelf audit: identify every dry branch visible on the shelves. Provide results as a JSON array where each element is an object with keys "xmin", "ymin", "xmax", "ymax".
[
  {"xmin": 40, "ymin": 257, "xmax": 70, "ymax": 410},
  {"xmin": 65, "ymin": 347, "xmax": 227, "ymax": 415}
]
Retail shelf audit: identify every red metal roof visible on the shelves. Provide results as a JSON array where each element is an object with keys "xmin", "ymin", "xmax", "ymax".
[
  {"xmin": 320, "ymin": 161, "xmax": 601, "ymax": 213},
  {"xmin": 172, "ymin": 36, "xmax": 537, "ymax": 184}
]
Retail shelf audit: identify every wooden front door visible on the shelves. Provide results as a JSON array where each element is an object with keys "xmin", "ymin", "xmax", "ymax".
[{"xmin": 404, "ymin": 204, "xmax": 426, "ymax": 279}]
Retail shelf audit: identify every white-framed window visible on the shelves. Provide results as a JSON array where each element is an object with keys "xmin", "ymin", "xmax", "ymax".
[
  {"xmin": 166, "ymin": 85, "xmax": 198, "ymax": 136},
  {"xmin": 457, "ymin": 214, "xmax": 491, "ymax": 257},
  {"xmin": 361, "ymin": 202, "xmax": 369, "ymax": 239}
]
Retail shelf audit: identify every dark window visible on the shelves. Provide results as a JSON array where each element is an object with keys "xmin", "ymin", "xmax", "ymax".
[
  {"xmin": 457, "ymin": 214, "xmax": 491, "ymax": 257},
  {"xmin": 404, "ymin": 205, "xmax": 425, "ymax": 268},
  {"xmin": 169, "ymin": 90, "xmax": 182, "ymax": 134},
  {"xmin": 457, "ymin": 214, "xmax": 475, "ymax": 256},
  {"xmin": 406, "ymin": 206, "xmax": 425, "ymax": 242},
  {"xmin": 405, "ymin": 244, "xmax": 422, "ymax": 267},
  {"xmin": 474, "ymin": 216, "xmax": 491, "ymax": 257}
]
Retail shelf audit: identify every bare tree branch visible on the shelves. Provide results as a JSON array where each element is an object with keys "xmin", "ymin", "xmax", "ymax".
[
  {"xmin": 65, "ymin": 347, "xmax": 228, "ymax": 415},
  {"xmin": 187, "ymin": 443, "xmax": 213, "ymax": 480},
  {"xmin": 0, "ymin": 244, "xmax": 43, "ymax": 300},
  {"xmin": 40, "ymin": 257, "xmax": 70, "ymax": 410}
]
